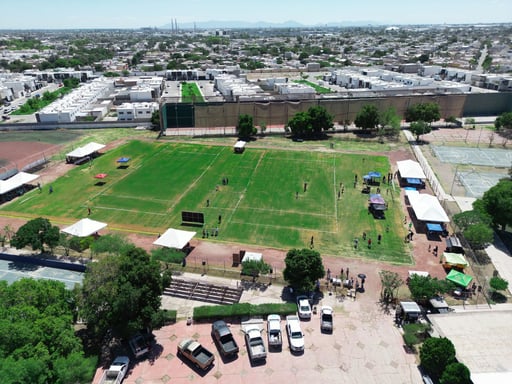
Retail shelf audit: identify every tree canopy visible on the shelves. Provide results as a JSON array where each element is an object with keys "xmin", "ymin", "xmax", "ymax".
[
  {"xmin": 11, "ymin": 217, "xmax": 60, "ymax": 253},
  {"xmin": 283, "ymin": 248, "xmax": 325, "ymax": 292},
  {"xmin": 463, "ymin": 223, "xmax": 494, "ymax": 249},
  {"xmin": 440, "ymin": 362, "xmax": 471, "ymax": 384},
  {"xmin": 409, "ymin": 120, "xmax": 432, "ymax": 142},
  {"xmin": 379, "ymin": 270, "xmax": 404, "ymax": 304},
  {"xmin": 478, "ymin": 179, "xmax": 512, "ymax": 230},
  {"xmin": 453, "ymin": 209, "xmax": 492, "ymax": 231},
  {"xmin": 236, "ymin": 114, "xmax": 257, "ymax": 139},
  {"xmin": 408, "ymin": 275, "xmax": 452, "ymax": 303},
  {"xmin": 354, "ymin": 104, "xmax": 380, "ymax": 130},
  {"xmin": 494, "ymin": 111, "xmax": 512, "ymax": 131},
  {"xmin": 0, "ymin": 279, "xmax": 96, "ymax": 384},
  {"xmin": 287, "ymin": 106, "xmax": 333, "ymax": 137},
  {"xmin": 79, "ymin": 246, "xmax": 164, "ymax": 340},
  {"xmin": 404, "ymin": 102, "xmax": 440, "ymax": 125},
  {"xmin": 420, "ymin": 337, "xmax": 456, "ymax": 379}
]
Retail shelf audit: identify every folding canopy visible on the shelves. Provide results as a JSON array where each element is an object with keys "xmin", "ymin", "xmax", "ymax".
[
  {"xmin": 446, "ymin": 269, "xmax": 473, "ymax": 288},
  {"xmin": 407, "ymin": 192, "xmax": 449, "ymax": 223},
  {"xmin": 117, "ymin": 157, "xmax": 131, "ymax": 163},
  {"xmin": 396, "ymin": 159, "xmax": 426, "ymax": 179},
  {"xmin": 426, "ymin": 223, "xmax": 444, "ymax": 232},
  {"xmin": 442, "ymin": 252, "xmax": 469, "ymax": 269},
  {"xmin": 153, "ymin": 228, "xmax": 196, "ymax": 249},
  {"xmin": 233, "ymin": 141, "xmax": 246, "ymax": 153},
  {"xmin": 369, "ymin": 194, "xmax": 385, "ymax": 205},
  {"xmin": 61, "ymin": 218, "xmax": 107, "ymax": 237},
  {"xmin": 94, "ymin": 173, "xmax": 108, "ymax": 179},
  {"xmin": 66, "ymin": 142, "xmax": 105, "ymax": 158},
  {"xmin": 0, "ymin": 172, "xmax": 40, "ymax": 194}
]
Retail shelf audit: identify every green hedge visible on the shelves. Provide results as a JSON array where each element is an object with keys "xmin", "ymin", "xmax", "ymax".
[{"xmin": 193, "ymin": 302, "xmax": 296, "ymax": 321}]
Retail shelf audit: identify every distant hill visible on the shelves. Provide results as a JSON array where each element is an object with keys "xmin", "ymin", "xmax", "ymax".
[{"xmin": 162, "ymin": 20, "xmax": 384, "ymax": 30}]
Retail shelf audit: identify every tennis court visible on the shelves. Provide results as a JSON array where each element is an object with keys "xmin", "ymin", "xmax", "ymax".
[
  {"xmin": 432, "ymin": 145, "xmax": 512, "ymax": 167},
  {"xmin": 0, "ymin": 258, "xmax": 83, "ymax": 289},
  {"xmin": 455, "ymin": 171, "xmax": 506, "ymax": 198}
]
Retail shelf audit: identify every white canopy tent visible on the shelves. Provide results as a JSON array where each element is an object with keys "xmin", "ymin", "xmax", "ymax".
[
  {"xmin": 61, "ymin": 218, "xmax": 108, "ymax": 237},
  {"xmin": 153, "ymin": 228, "xmax": 196, "ymax": 249},
  {"xmin": 396, "ymin": 159, "xmax": 426, "ymax": 179},
  {"xmin": 0, "ymin": 172, "xmax": 40, "ymax": 195},
  {"xmin": 66, "ymin": 142, "xmax": 106, "ymax": 159},
  {"xmin": 407, "ymin": 192, "xmax": 449, "ymax": 222},
  {"xmin": 233, "ymin": 141, "xmax": 246, "ymax": 153},
  {"xmin": 242, "ymin": 252, "xmax": 263, "ymax": 263}
]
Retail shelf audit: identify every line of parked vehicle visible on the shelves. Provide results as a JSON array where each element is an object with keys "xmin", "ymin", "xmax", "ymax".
[{"xmin": 177, "ymin": 295, "xmax": 335, "ymax": 371}]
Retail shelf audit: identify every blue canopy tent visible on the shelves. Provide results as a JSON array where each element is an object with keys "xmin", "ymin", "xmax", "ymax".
[
  {"xmin": 364, "ymin": 171, "xmax": 382, "ymax": 186},
  {"xmin": 117, "ymin": 157, "xmax": 131, "ymax": 163}
]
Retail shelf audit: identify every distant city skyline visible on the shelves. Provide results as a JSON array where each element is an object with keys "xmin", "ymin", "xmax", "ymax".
[{"xmin": 2, "ymin": 0, "xmax": 511, "ymax": 30}]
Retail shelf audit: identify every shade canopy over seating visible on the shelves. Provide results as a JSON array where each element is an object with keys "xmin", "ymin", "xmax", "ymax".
[
  {"xmin": 442, "ymin": 253, "xmax": 469, "ymax": 269},
  {"xmin": 66, "ymin": 142, "xmax": 105, "ymax": 159},
  {"xmin": 446, "ymin": 269, "xmax": 473, "ymax": 288},
  {"xmin": 242, "ymin": 252, "xmax": 263, "ymax": 263},
  {"xmin": 94, "ymin": 173, "xmax": 108, "ymax": 179},
  {"xmin": 369, "ymin": 194, "xmax": 385, "ymax": 205},
  {"xmin": 396, "ymin": 159, "xmax": 426, "ymax": 179},
  {"xmin": 0, "ymin": 172, "xmax": 40, "ymax": 194},
  {"xmin": 117, "ymin": 157, "xmax": 131, "ymax": 163},
  {"xmin": 61, "ymin": 218, "xmax": 107, "ymax": 237},
  {"xmin": 407, "ymin": 192, "xmax": 449, "ymax": 223},
  {"xmin": 153, "ymin": 228, "xmax": 196, "ymax": 249},
  {"xmin": 426, "ymin": 223, "xmax": 444, "ymax": 232}
]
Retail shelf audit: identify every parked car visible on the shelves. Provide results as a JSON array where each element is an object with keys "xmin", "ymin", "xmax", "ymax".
[
  {"xmin": 129, "ymin": 333, "xmax": 150, "ymax": 359},
  {"xmin": 286, "ymin": 315, "xmax": 305, "ymax": 353},
  {"xmin": 244, "ymin": 325, "xmax": 267, "ymax": 362},
  {"xmin": 98, "ymin": 356, "xmax": 130, "ymax": 384},
  {"xmin": 211, "ymin": 320, "xmax": 239, "ymax": 357},
  {"xmin": 266, "ymin": 314, "xmax": 282, "ymax": 350},
  {"xmin": 320, "ymin": 306, "xmax": 334, "ymax": 333},
  {"xmin": 177, "ymin": 338, "xmax": 215, "ymax": 370},
  {"xmin": 296, "ymin": 295, "xmax": 312, "ymax": 320}
]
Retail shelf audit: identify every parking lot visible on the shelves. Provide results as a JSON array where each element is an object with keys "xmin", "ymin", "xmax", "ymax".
[{"xmin": 94, "ymin": 277, "xmax": 422, "ymax": 384}]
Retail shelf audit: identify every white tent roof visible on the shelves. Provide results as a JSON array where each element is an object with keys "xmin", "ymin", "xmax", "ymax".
[
  {"xmin": 61, "ymin": 218, "xmax": 108, "ymax": 237},
  {"xmin": 234, "ymin": 141, "xmax": 246, "ymax": 149},
  {"xmin": 153, "ymin": 228, "xmax": 196, "ymax": 249},
  {"xmin": 0, "ymin": 172, "xmax": 40, "ymax": 194},
  {"xmin": 408, "ymin": 192, "xmax": 449, "ymax": 223},
  {"xmin": 396, "ymin": 159, "xmax": 426, "ymax": 179},
  {"xmin": 66, "ymin": 142, "xmax": 106, "ymax": 158},
  {"xmin": 242, "ymin": 252, "xmax": 263, "ymax": 263}
]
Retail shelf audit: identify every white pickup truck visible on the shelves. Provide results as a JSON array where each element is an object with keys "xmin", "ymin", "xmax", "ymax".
[
  {"xmin": 267, "ymin": 314, "xmax": 282, "ymax": 350},
  {"xmin": 98, "ymin": 356, "xmax": 130, "ymax": 384}
]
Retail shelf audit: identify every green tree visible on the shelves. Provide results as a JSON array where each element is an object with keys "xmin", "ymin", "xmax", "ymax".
[
  {"xmin": 478, "ymin": 179, "xmax": 512, "ymax": 229},
  {"xmin": 354, "ymin": 104, "xmax": 380, "ymax": 130},
  {"xmin": 287, "ymin": 111, "xmax": 312, "ymax": 137},
  {"xmin": 445, "ymin": 116, "xmax": 460, "ymax": 127},
  {"xmin": 408, "ymin": 275, "xmax": 452, "ymax": 303},
  {"xmin": 307, "ymin": 105, "xmax": 334, "ymax": 134},
  {"xmin": 241, "ymin": 259, "xmax": 272, "ymax": 279},
  {"xmin": 11, "ymin": 217, "xmax": 60, "ymax": 253},
  {"xmin": 405, "ymin": 102, "xmax": 440, "ymax": 125},
  {"xmin": 495, "ymin": 111, "xmax": 512, "ymax": 131},
  {"xmin": 53, "ymin": 352, "xmax": 97, "ymax": 384},
  {"xmin": 463, "ymin": 223, "xmax": 494, "ymax": 249},
  {"xmin": 236, "ymin": 114, "xmax": 257, "ymax": 139},
  {"xmin": 489, "ymin": 276, "xmax": 509, "ymax": 291},
  {"xmin": 79, "ymin": 246, "xmax": 163, "ymax": 340},
  {"xmin": 150, "ymin": 110, "xmax": 161, "ymax": 131},
  {"xmin": 379, "ymin": 270, "xmax": 404, "ymax": 304},
  {"xmin": 420, "ymin": 337, "xmax": 456, "ymax": 379},
  {"xmin": 283, "ymin": 248, "xmax": 325, "ymax": 293},
  {"xmin": 453, "ymin": 209, "xmax": 492, "ymax": 231},
  {"xmin": 90, "ymin": 233, "xmax": 130, "ymax": 257},
  {"xmin": 62, "ymin": 77, "xmax": 80, "ymax": 88},
  {"xmin": 409, "ymin": 120, "xmax": 431, "ymax": 142},
  {"xmin": 379, "ymin": 107, "xmax": 401, "ymax": 137},
  {"xmin": 440, "ymin": 362, "xmax": 471, "ymax": 384}
]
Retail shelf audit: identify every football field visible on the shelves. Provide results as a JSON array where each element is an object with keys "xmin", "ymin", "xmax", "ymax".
[{"xmin": 1, "ymin": 140, "xmax": 410, "ymax": 263}]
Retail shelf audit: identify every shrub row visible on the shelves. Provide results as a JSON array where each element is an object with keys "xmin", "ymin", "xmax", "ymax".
[{"xmin": 193, "ymin": 302, "xmax": 296, "ymax": 321}]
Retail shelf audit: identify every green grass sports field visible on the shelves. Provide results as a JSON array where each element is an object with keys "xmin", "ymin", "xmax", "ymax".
[{"xmin": 1, "ymin": 140, "xmax": 411, "ymax": 263}]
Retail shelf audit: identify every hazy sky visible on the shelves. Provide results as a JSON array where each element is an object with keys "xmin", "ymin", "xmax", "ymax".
[{"xmin": 2, "ymin": 0, "xmax": 511, "ymax": 29}]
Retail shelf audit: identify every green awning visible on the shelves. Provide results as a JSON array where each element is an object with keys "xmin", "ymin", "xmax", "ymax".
[
  {"xmin": 442, "ymin": 252, "xmax": 469, "ymax": 267},
  {"xmin": 446, "ymin": 269, "xmax": 473, "ymax": 288}
]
